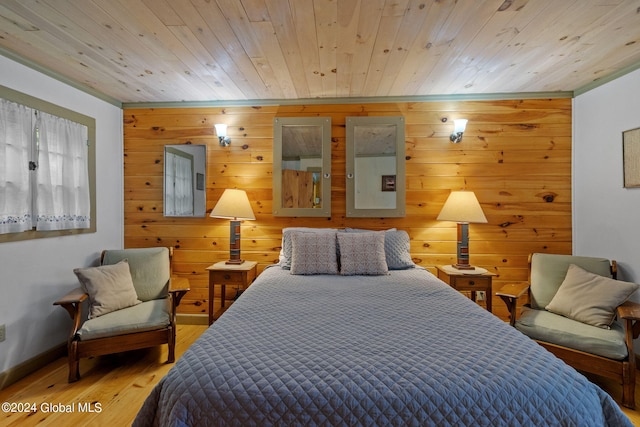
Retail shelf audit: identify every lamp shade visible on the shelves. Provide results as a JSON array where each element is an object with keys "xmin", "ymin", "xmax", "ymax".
[
  {"xmin": 210, "ymin": 189, "xmax": 255, "ymax": 220},
  {"xmin": 437, "ymin": 191, "xmax": 487, "ymax": 223}
]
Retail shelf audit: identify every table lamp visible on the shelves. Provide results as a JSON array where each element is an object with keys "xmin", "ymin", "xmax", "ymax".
[
  {"xmin": 437, "ymin": 190, "xmax": 487, "ymax": 270},
  {"xmin": 210, "ymin": 189, "xmax": 255, "ymax": 264}
]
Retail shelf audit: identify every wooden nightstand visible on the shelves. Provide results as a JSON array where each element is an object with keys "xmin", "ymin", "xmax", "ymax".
[
  {"xmin": 436, "ymin": 265, "xmax": 496, "ymax": 313},
  {"xmin": 206, "ymin": 261, "xmax": 258, "ymax": 325}
]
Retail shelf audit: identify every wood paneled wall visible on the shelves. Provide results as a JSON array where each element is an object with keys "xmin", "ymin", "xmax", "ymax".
[{"xmin": 123, "ymin": 99, "xmax": 572, "ymax": 320}]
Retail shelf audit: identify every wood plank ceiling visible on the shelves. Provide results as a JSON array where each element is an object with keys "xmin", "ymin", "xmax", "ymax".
[{"xmin": 1, "ymin": 0, "xmax": 640, "ymax": 104}]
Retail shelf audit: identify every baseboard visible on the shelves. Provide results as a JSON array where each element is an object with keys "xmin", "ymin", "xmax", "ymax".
[
  {"xmin": 0, "ymin": 343, "xmax": 66, "ymax": 390},
  {"xmin": 176, "ymin": 314, "xmax": 208, "ymax": 325}
]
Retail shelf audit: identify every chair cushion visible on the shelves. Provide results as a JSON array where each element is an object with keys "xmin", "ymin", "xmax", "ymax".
[
  {"xmin": 77, "ymin": 299, "xmax": 170, "ymax": 341},
  {"xmin": 102, "ymin": 247, "xmax": 170, "ymax": 301},
  {"xmin": 516, "ymin": 307, "xmax": 628, "ymax": 360},
  {"xmin": 546, "ymin": 264, "xmax": 639, "ymax": 328},
  {"xmin": 529, "ymin": 253, "xmax": 612, "ymax": 309},
  {"xmin": 74, "ymin": 260, "xmax": 141, "ymax": 319}
]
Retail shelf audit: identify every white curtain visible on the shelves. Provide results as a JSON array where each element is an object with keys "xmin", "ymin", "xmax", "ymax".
[
  {"xmin": 165, "ymin": 151, "xmax": 194, "ymax": 216},
  {"xmin": 0, "ymin": 99, "xmax": 33, "ymax": 234},
  {"xmin": 35, "ymin": 111, "xmax": 90, "ymax": 230}
]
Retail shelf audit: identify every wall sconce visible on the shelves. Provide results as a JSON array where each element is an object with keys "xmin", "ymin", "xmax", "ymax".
[
  {"xmin": 215, "ymin": 123, "xmax": 231, "ymax": 146},
  {"xmin": 449, "ymin": 119, "xmax": 468, "ymax": 143}
]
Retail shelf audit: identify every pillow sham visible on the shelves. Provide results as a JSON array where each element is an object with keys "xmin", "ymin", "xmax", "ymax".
[
  {"xmin": 74, "ymin": 259, "xmax": 141, "ymax": 319},
  {"xmin": 545, "ymin": 264, "xmax": 639, "ymax": 329},
  {"xmin": 345, "ymin": 228, "xmax": 415, "ymax": 270},
  {"xmin": 290, "ymin": 231, "xmax": 339, "ymax": 275},
  {"xmin": 384, "ymin": 230, "xmax": 415, "ymax": 270},
  {"xmin": 279, "ymin": 227, "xmax": 338, "ymax": 269},
  {"xmin": 337, "ymin": 231, "xmax": 388, "ymax": 276}
]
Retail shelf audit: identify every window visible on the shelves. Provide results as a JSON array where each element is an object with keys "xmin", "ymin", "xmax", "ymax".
[{"xmin": 0, "ymin": 85, "xmax": 96, "ymax": 242}]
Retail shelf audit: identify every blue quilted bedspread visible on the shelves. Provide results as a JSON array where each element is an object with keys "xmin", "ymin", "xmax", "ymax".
[{"xmin": 134, "ymin": 266, "xmax": 632, "ymax": 426}]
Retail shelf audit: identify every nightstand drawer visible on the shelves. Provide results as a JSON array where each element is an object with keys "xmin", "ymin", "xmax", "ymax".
[
  {"xmin": 211, "ymin": 270, "xmax": 247, "ymax": 284},
  {"xmin": 451, "ymin": 276, "xmax": 491, "ymax": 289}
]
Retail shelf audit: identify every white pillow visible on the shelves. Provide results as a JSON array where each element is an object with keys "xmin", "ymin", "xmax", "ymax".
[
  {"xmin": 74, "ymin": 260, "xmax": 141, "ymax": 319},
  {"xmin": 546, "ymin": 264, "xmax": 639, "ymax": 328}
]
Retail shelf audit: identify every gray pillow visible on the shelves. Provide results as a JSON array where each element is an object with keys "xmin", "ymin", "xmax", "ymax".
[
  {"xmin": 546, "ymin": 264, "xmax": 639, "ymax": 329},
  {"xmin": 384, "ymin": 230, "xmax": 415, "ymax": 270},
  {"xmin": 290, "ymin": 231, "xmax": 339, "ymax": 275},
  {"xmin": 74, "ymin": 260, "xmax": 141, "ymax": 319},
  {"xmin": 337, "ymin": 231, "xmax": 388, "ymax": 276},
  {"xmin": 345, "ymin": 228, "xmax": 415, "ymax": 270},
  {"xmin": 279, "ymin": 227, "xmax": 338, "ymax": 269}
]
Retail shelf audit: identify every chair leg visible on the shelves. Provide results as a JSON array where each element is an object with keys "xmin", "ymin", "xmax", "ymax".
[
  {"xmin": 622, "ymin": 361, "xmax": 636, "ymax": 409},
  {"xmin": 167, "ymin": 327, "xmax": 176, "ymax": 363},
  {"xmin": 68, "ymin": 341, "xmax": 80, "ymax": 383}
]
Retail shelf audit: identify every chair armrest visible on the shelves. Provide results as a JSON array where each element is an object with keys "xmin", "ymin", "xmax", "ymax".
[
  {"xmin": 169, "ymin": 276, "xmax": 190, "ymax": 293},
  {"xmin": 617, "ymin": 300, "xmax": 640, "ymax": 341},
  {"xmin": 496, "ymin": 283, "xmax": 530, "ymax": 327},
  {"xmin": 617, "ymin": 300, "xmax": 640, "ymax": 321},
  {"xmin": 53, "ymin": 287, "xmax": 88, "ymax": 340},
  {"xmin": 168, "ymin": 276, "xmax": 190, "ymax": 328},
  {"xmin": 495, "ymin": 283, "xmax": 530, "ymax": 299},
  {"xmin": 54, "ymin": 287, "xmax": 88, "ymax": 306},
  {"xmin": 168, "ymin": 276, "xmax": 190, "ymax": 308}
]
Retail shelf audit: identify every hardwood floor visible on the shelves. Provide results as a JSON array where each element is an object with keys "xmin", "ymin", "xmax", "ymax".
[
  {"xmin": 0, "ymin": 324, "xmax": 208, "ymax": 426},
  {"xmin": 584, "ymin": 372, "xmax": 640, "ymax": 426},
  {"xmin": 1, "ymin": 324, "xmax": 640, "ymax": 426}
]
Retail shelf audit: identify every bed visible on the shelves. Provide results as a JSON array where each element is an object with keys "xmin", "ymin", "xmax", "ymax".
[{"xmin": 133, "ymin": 229, "xmax": 632, "ymax": 426}]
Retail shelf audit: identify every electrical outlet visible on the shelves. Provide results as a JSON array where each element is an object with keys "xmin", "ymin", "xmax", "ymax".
[
  {"xmin": 476, "ymin": 291, "xmax": 485, "ymax": 301},
  {"xmin": 0, "ymin": 324, "xmax": 5, "ymax": 342}
]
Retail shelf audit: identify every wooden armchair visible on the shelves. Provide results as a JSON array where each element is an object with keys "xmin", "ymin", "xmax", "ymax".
[
  {"xmin": 496, "ymin": 253, "xmax": 640, "ymax": 408},
  {"xmin": 54, "ymin": 247, "xmax": 189, "ymax": 382}
]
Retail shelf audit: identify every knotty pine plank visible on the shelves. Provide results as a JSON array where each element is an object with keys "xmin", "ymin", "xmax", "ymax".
[
  {"xmin": 314, "ymin": 0, "xmax": 338, "ymax": 98},
  {"xmin": 124, "ymin": 98, "xmax": 572, "ymax": 318},
  {"xmin": 263, "ymin": 0, "xmax": 310, "ymax": 98}
]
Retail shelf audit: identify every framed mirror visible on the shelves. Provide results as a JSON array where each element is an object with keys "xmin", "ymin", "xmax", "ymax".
[
  {"xmin": 346, "ymin": 116, "xmax": 405, "ymax": 217},
  {"xmin": 163, "ymin": 144, "xmax": 206, "ymax": 217},
  {"xmin": 273, "ymin": 117, "xmax": 332, "ymax": 217}
]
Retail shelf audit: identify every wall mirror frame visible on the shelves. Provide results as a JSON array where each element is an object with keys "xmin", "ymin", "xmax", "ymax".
[
  {"xmin": 163, "ymin": 144, "xmax": 207, "ymax": 217},
  {"xmin": 346, "ymin": 116, "xmax": 405, "ymax": 218},
  {"xmin": 273, "ymin": 117, "xmax": 332, "ymax": 217}
]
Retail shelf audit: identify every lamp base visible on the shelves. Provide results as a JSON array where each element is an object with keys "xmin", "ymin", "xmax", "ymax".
[
  {"xmin": 226, "ymin": 220, "xmax": 244, "ymax": 265},
  {"xmin": 455, "ymin": 222, "xmax": 474, "ymax": 270},
  {"xmin": 451, "ymin": 263, "xmax": 475, "ymax": 270}
]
